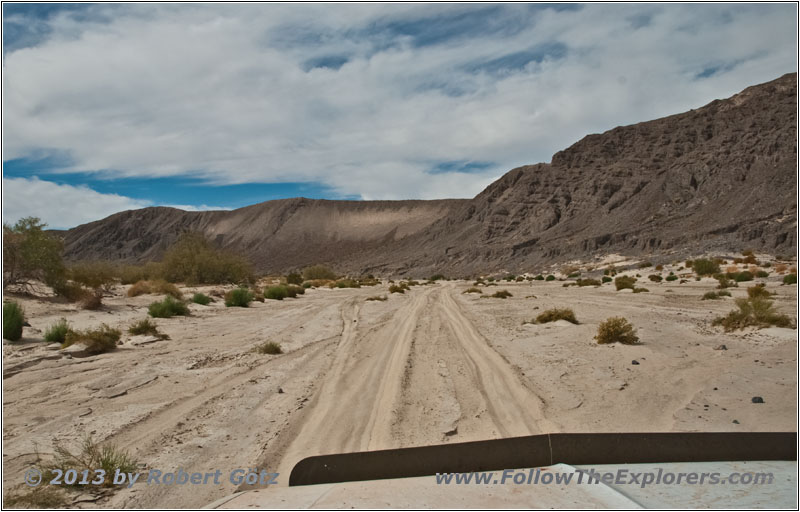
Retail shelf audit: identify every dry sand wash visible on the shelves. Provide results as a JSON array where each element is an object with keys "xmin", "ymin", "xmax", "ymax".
[{"xmin": 3, "ymin": 280, "xmax": 796, "ymax": 508}]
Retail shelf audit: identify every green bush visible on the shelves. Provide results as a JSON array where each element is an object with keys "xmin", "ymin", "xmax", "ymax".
[
  {"xmin": 693, "ymin": 258, "xmax": 720, "ymax": 276},
  {"xmin": 191, "ymin": 293, "xmax": 212, "ymax": 305},
  {"xmin": 545, "ymin": 275, "xmax": 556, "ymax": 281},
  {"xmin": 3, "ymin": 217, "xmax": 65, "ymax": 291},
  {"xmin": 160, "ymin": 233, "xmax": 253, "ymax": 285},
  {"xmin": 225, "ymin": 288, "xmax": 253, "ymax": 307},
  {"xmin": 429, "ymin": 274, "xmax": 446, "ymax": 281},
  {"xmin": 255, "ymin": 341, "xmax": 283, "ymax": 355},
  {"xmin": 389, "ymin": 284, "xmax": 405, "ymax": 294},
  {"xmin": 614, "ymin": 276, "xmax": 636, "ymax": 291},
  {"xmin": 535, "ymin": 308, "xmax": 578, "ymax": 324},
  {"xmin": 286, "ymin": 273, "xmax": 303, "ymax": 285},
  {"xmin": 595, "ymin": 317, "xmax": 639, "ymax": 345},
  {"xmin": 366, "ymin": 295, "xmax": 387, "ymax": 301},
  {"xmin": 534, "ymin": 275, "xmax": 544, "ymax": 281},
  {"xmin": 756, "ymin": 270, "xmax": 769, "ymax": 278},
  {"xmin": 302, "ymin": 264, "xmax": 337, "ymax": 281},
  {"xmin": 576, "ymin": 278, "xmax": 601, "ymax": 287},
  {"xmin": 633, "ymin": 287, "xmax": 649, "ymax": 293},
  {"xmin": 265, "ymin": 285, "xmax": 289, "ymax": 300},
  {"xmin": 733, "ymin": 271, "xmax": 753, "ymax": 282},
  {"xmin": 715, "ymin": 274, "xmax": 737, "ymax": 289},
  {"xmin": 67, "ymin": 261, "xmax": 117, "ymax": 291},
  {"xmin": 601, "ymin": 276, "xmax": 612, "ymax": 283},
  {"xmin": 783, "ymin": 274, "xmax": 797, "ymax": 285},
  {"xmin": 287, "ymin": 285, "xmax": 305, "ymax": 297},
  {"xmin": 3, "ymin": 301, "xmax": 25, "ymax": 341},
  {"xmin": 665, "ymin": 274, "xmax": 678, "ymax": 282},
  {"xmin": 47, "ymin": 436, "xmax": 136, "ymax": 488},
  {"xmin": 490, "ymin": 290, "xmax": 512, "ymax": 299},
  {"xmin": 463, "ymin": 287, "xmax": 482, "ymax": 294},
  {"xmin": 148, "ymin": 296, "xmax": 190, "ymax": 318},
  {"xmin": 128, "ymin": 318, "xmax": 169, "ymax": 340},
  {"xmin": 638, "ymin": 261, "xmax": 653, "ymax": 268},
  {"xmin": 702, "ymin": 291, "xmax": 720, "ymax": 300},
  {"xmin": 713, "ymin": 297, "xmax": 793, "ymax": 331},
  {"xmin": 648, "ymin": 275, "xmax": 663, "ymax": 282},
  {"xmin": 63, "ymin": 324, "xmax": 121, "ymax": 354},
  {"xmin": 44, "ymin": 318, "xmax": 70, "ymax": 343}
]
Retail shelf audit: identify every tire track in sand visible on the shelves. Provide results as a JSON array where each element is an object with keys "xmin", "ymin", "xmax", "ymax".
[
  {"xmin": 439, "ymin": 286, "xmax": 555, "ymax": 437},
  {"xmin": 275, "ymin": 288, "xmax": 432, "ymax": 476}
]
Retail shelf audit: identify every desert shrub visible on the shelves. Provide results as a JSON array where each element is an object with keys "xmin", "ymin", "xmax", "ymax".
[
  {"xmin": 46, "ymin": 436, "xmax": 136, "ymax": 488},
  {"xmin": 545, "ymin": 275, "xmax": 556, "ymax": 281},
  {"xmin": 67, "ymin": 261, "xmax": 117, "ymax": 292},
  {"xmin": 225, "ymin": 288, "xmax": 253, "ymax": 307},
  {"xmin": 717, "ymin": 290, "xmax": 731, "ymax": 297},
  {"xmin": 713, "ymin": 297, "xmax": 793, "ymax": 331},
  {"xmin": 429, "ymin": 274, "xmax": 446, "ymax": 281},
  {"xmin": 693, "ymin": 258, "xmax": 720, "ymax": 276},
  {"xmin": 44, "ymin": 318, "xmax": 70, "ymax": 343},
  {"xmin": 567, "ymin": 272, "xmax": 581, "ymax": 279},
  {"xmin": 648, "ymin": 275, "xmax": 663, "ymax": 282},
  {"xmin": 491, "ymin": 290, "xmax": 513, "ymax": 299},
  {"xmin": 783, "ymin": 274, "xmax": 797, "ymax": 285},
  {"xmin": 614, "ymin": 276, "xmax": 636, "ymax": 291},
  {"xmin": 463, "ymin": 287, "xmax": 482, "ymax": 294},
  {"xmin": 655, "ymin": 264, "xmax": 664, "ymax": 271},
  {"xmin": 731, "ymin": 271, "xmax": 753, "ymax": 282},
  {"xmin": 665, "ymin": 274, "xmax": 678, "ymax": 282},
  {"xmin": 3, "ymin": 301, "xmax": 25, "ymax": 341},
  {"xmin": 160, "ymin": 233, "xmax": 253, "ymax": 285},
  {"xmin": 333, "ymin": 279, "xmax": 360, "ymax": 289},
  {"xmin": 726, "ymin": 265, "xmax": 739, "ymax": 274},
  {"xmin": 80, "ymin": 289, "xmax": 103, "ymax": 310},
  {"xmin": 638, "ymin": 261, "xmax": 653, "ymax": 268},
  {"xmin": 286, "ymin": 272, "xmax": 303, "ymax": 285},
  {"xmin": 775, "ymin": 263, "xmax": 788, "ymax": 274},
  {"xmin": 191, "ymin": 293, "xmax": 212, "ymax": 305},
  {"xmin": 535, "ymin": 308, "xmax": 578, "ymax": 324},
  {"xmin": 633, "ymin": 287, "xmax": 649, "ymax": 293},
  {"xmin": 685, "ymin": 260, "xmax": 694, "ymax": 268},
  {"xmin": 2, "ymin": 217, "xmax": 66, "ymax": 291},
  {"xmin": 302, "ymin": 264, "xmax": 337, "ymax": 281},
  {"xmin": 366, "ymin": 295, "xmax": 387, "ymax": 301},
  {"xmin": 389, "ymin": 284, "xmax": 405, "ymax": 294},
  {"xmin": 148, "ymin": 296, "xmax": 190, "ymax": 318},
  {"xmin": 265, "ymin": 285, "xmax": 289, "ymax": 300},
  {"xmin": 601, "ymin": 276, "xmax": 612, "ymax": 283},
  {"xmin": 287, "ymin": 284, "xmax": 305, "ymax": 296},
  {"xmin": 127, "ymin": 280, "xmax": 152, "ymax": 297},
  {"xmin": 63, "ymin": 324, "xmax": 121, "ymax": 353},
  {"xmin": 128, "ymin": 318, "xmax": 169, "ymax": 340},
  {"xmin": 702, "ymin": 291, "xmax": 720, "ymax": 300},
  {"xmin": 715, "ymin": 275, "xmax": 737, "ymax": 289},
  {"xmin": 255, "ymin": 341, "xmax": 283, "ymax": 355},
  {"xmin": 747, "ymin": 284, "xmax": 772, "ymax": 299},
  {"xmin": 755, "ymin": 270, "xmax": 769, "ymax": 278},
  {"xmin": 53, "ymin": 281, "xmax": 91, "ymax": 303},
  {"xmin": 595, "ymin": 317, "xmax": 639, "ymax": 345},
  {"xmin": 534, "ymin": 275, "xmax": 544, "ymax": 280},
  {"xmin": 576, "ymin": 278, "xmax": 601, "ymax": 287},
  {"xmin": 742, "ymin": 254, "xmax": 757, "ymax": 264}
]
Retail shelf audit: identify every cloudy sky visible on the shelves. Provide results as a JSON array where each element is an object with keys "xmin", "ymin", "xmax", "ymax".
[{"xmin": 2, "ymin": 3, "xmax": 797, "ymax": 229}]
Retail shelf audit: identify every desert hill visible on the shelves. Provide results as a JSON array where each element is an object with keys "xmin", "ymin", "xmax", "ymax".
[{"xmin": 62, "ymin": 73, "xmax": 797, "ymax": 275}]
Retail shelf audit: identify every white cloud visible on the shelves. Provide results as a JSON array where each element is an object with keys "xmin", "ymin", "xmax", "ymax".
[
  {"xmin": 2, "ymin": 4, "xmax": 797, "ymax": 202},
  {"xmin": 1, "ymin": 177, "xmax": 228, "ymax": 229}
]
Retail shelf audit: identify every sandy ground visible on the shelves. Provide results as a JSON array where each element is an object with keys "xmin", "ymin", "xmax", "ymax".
[{"xmin": 2, "ymin": 267, "xmax": 797, "ymax": 507}]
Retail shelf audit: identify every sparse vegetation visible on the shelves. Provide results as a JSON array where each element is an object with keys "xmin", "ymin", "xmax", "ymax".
[
  {"xmin": 265, "ymin": 285, "xmax": 289, "ymax": 300},
  {"xmin": 614, "ymin": 275, "xmax": 636, "ymax": 291},
  {"xmin": 463, "ymin": 287, "xmax": 482, "ymax": 294},
  {"xmin": 535, "ymin": 308, "xmax": 578, "ymax": 324},
  {"xmin": 46, "ymin": 436, "xmax": 137, "ymax": 488},
  {"xmin": 733, "ymin": 271, "xmax": 753, "ymax": 282},
  {"xmin": 67, "ymin": 261, "xmax": 117, "ymax": 292},
  {"xmin": 127, "ymin": 279, "xmax": 182, "ymax": 299},
  {"xmin": 429, "ymin": 274, "xmax": 446, "ymax": 281},
  {"xmin": 648, "ymin": 275, "xmax": 663, "ymax": 282},
  {"xmin": 225, "ymin": 287, "xmax": 254, "ymax": 307},
  {"xmin": 713, "ymin": 297, "xmax": 793, "ymax": 331},
  {"xmin": 366, "ymin": 295, "xmax": 387, "ymax": 301},
  {"xmin": 783, "ymin": 274, "xmax": 797, "ymax": 285},
  {"xmin": 3, "ymin": 301, "xmax": 25, "ymax": 341},
  {"xmin": 576, "ymin": 278, "xmax": 601, "ymax": 287},
  {"xmin": 191, "ymin": 292, "xmax": 212, "ymax": 305},
  {"xmin": 747, "ymin": 284, "xmax": 772, "ymax": 299},
  {"xmin": 665, "ymin": 274, "xmax": 678, "ymax": 282},
  {"xmin": 534, "ymin": 275, "xmax": 544, "ymax": 280},
  {"xmin": 63, "ymin": 324, "xmax": 121, "ymax": 353},
  {"xmin": 4, "ymin": 486, "xmax": 70, "ymax": 508},
  {"xmin": 756, "ymin": 270, "xmax": 769, "ymax": 278},
  {"xmin": 81, "ymin": 289, "xmax": 104, "ymax": 310},
  {"xmin": 286, "ymin": 284, "xmax": 305, "ymax": 297},
  {"xmin": 595, "ymin": 317, "xmax": 639, "ymax": 345},
  {"xmin": 3, "ymin": 217, "xmax": 66, "ymax": 292},
  {"xmin": 545, "ymin": 275, "xmax": 556, "ymax": 281},
  {"xmin": 638, "ymin": 261, "xmax": 653, "ymax": 268},
  {"xmin": 286, "ymin": 272, "xmax": 303, "ymax": 285},
  {"xmin": 255, "ymin": 341, "xmax": 283, "ymax": 355},
  {"xmin": 602, "ymin": 276, "xmax": 612, "ymax": 283},
  {"xmin": 128, "ymin": 318, "xmax": 169, "ymax": 339},
  {"xmin": 44, "ymin": 318, "xmax": 70, "ymax": 343},
  {"xmin": 703, "ymin": 291, "xmax": 722, "ymax": 300},
  {"xmin": 160, "ymin": 233, "xmax": 254, "ymax": 285},
  {"xmin": 148, "ymin": 296, "xmax": 190, "ymax": 318},
  {"xmin": 489, "ymin": 290, "xmax": 512, "ymax": 299}
]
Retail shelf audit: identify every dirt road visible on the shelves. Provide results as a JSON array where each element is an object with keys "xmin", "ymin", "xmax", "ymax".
[{"xmin": 3, "ymin": 275, "xmax": 796, "ymax": 508}]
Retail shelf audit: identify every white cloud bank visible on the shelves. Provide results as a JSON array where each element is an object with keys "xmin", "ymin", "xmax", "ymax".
[
  {"xmin": 2, "ymin": 177, "xmax": 228, "ymax": 229},
  {"xmin": 3, "ymin": 4, "xmax": 797, "ymax": 202}
]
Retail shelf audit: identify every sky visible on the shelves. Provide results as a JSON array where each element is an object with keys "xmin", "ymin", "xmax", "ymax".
[{"xmin": 2, "ymin": 3, "xmax": 797, "ymax": 229}]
